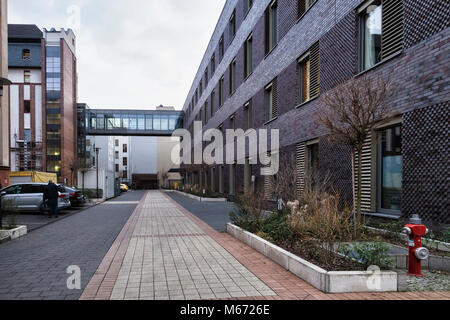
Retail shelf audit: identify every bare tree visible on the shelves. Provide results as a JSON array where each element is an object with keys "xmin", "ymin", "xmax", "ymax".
[
  {"xmin": 269, "ymin": 153, "xmax": 298, "ymax": 204},
  {"xmin": 316, "ymin": 75, "xmax": 392, "ymax": 221}
]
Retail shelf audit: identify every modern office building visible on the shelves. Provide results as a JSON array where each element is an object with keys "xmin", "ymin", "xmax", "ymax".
[
  {"xmin": 0, "ymin": 0, "xmax": 10, "ymax": 189},
  {"xmin": 7, "ymin": 25, "xmax": 78, "ymax": 185},
  {"xmin": 181, "ymin": 0, "xmax": 449, "ymax": 226}
]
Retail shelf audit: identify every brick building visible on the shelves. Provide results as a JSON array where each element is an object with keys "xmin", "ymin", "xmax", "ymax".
[
  {"xmin": 0, "ymin": 0, "xmax": 9, "ymax": 189},
  {"xmin": 7, "ymin": 25, "xmax": 78, "ymax": 185},
  {"xmin": 181, "ymin": 0, "xmax": 450, "ymax": 226}
]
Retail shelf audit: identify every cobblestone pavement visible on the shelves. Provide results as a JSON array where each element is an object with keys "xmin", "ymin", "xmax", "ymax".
[
  {"xmin": 0, "ymin": 191, "xmax": 145, "ymax": 300},
  {"xmin": 82, "ymin": 191, "xmax": 450, "ymax": 300},
  {"xmin": 407, "ymin": 270, "xmax": 450, "ymax": 292}
]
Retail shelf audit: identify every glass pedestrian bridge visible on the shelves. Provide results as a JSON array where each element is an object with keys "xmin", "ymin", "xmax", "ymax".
[{"xmin": 84, "ymin": 108, "xmax": 184, "ymax": 136}]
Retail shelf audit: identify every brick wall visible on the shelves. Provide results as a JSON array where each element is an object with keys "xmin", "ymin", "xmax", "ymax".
[{"xmin": 402, "ymin": 102, "xmax": 450, "ymax": 225}]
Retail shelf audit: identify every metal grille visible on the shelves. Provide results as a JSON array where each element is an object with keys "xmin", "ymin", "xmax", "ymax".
[
  {"xmin": 309, "ymin": 42, "xmax": 320, "ymax": 98},
  {"xmin": 354, "ymin": 133, "xmax": 373, "ymax": 212},
  {"xmin": 296, "ymin": 142, "xmax": 306, "ymax": 199},
  {"xmin": 382, "ymin": 0, "xmax": 404, "ymax": 59}
]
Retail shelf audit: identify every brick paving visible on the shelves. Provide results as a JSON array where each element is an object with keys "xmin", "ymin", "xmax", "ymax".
[
  {"xmin": 82, "ymin": 191, "xmax": 450, "ymax": 300},
  {"xmin": 0, "ymin": 191, "xmax": 145, "ymax": 300}
]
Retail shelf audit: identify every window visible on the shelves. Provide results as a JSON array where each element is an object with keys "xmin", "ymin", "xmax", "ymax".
[
  {"xmin": 138, "ymin": 115, "xmax": 145, "ymax": 130},
  {"xmin": 204, "ymin": 101, "xmax": 208, "ymax": 124},
  {"xmin": 123, "ymin": 144, "xmax": 128, "ymax": 153},
  {"xmin": 229, "ymin": 58, "xmax": 236, "ymax": 95},
  {"xmin": 244, "ymin": 0, "xmax": 253, "ymax": 14},
  {"xmin": 22, "ymin": 49, "xmax": 31, "ymax": 60},
  {"xmin": 200, "ymin": 81, "xmax": 203, "ymax": 96},
  {"xmin": 378, "ymin": 125, "xmax": 402, "ymax": 213},
  {"xmin": 359, "ymin": 0, "xmax": 403, "ymax": 71},
  {"xmin": 230, "ymin": 114, "xmax": 235, "ymax": 130},
  {"xmin": 298, "ymin": 0, "xmax": 316, "ymax": 19},
  {"xmin": 204, "ymin": 69, "xmax": 209, "ymax": 87},
  {"xmin": 265, "ymin": 0, "xmax": 278, "ymax": 55},
  {"xmin": 123, "ymin": 157, "xmax": 128, "ymax": 166},
  {"xmin": 115, "ymin": 139, "xmax": 119, "ymax": 147},
  {"xmin": 146, "ymin": 115, "xmax": 153, "ymax": 130},
  {"xmin": 245, "ymin": 101, "xmax": 253, "ymax": 130},
  {"xmin": 219, "ymin": 76, "xmax": 224, "ymax": 106},
  {"xmin": 298, "ymin": 42, "xmax": 320, "ymax": 104},
  {"xmin": 229, "ymin": 10, "xmax": 236, "ymax": 41},
  {"xmin": 153, "ymin": 115, "xmax": 161, "ymax": 130},
  {"xmin": 210, "ymin": 91, "xmax": 215, "ymax": 118},
  {"xmin": 360, "ymin": 1, "xmax": 382, "ymax": 70},
  {"xmin": 115, "ymin": 164, "xmax": 119, "ymax": 172},
  {"xmin": 24, "ymin": 70, "xmax": 31, "ymax": 83},
  {"xmin": 211, "ymin": 54, "xmax": 216, "ymax": 74},
  {"xmin": 265, "ymin": 81, "xmax": 277, "ymax": 122},
  {"xmin": 46, "ymin": 57, "xmax": 60, "ymax": 73},
  {"xmin": 219, "ymin": 34, "xmax": 224, "ymax": 61},
  {"xmin": 115, "ymin": 151, "xmax": 119, "ymax": 160},
  {"xmin": 24, "ymin": 101, "xmax": 31, "ymax": 114},
  {"xmin": 244, "ymin": 35, "xmax": 253, "ymax": 78},
  {"xmin": 123, "ymin": 170, "xmax": 128, "ymax": 179}
]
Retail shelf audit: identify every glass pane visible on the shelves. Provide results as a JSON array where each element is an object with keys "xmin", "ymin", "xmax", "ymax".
[
  {"xmin": 169, "ymin": 116, "xmax": 177, "ymax": 130},
  {"xmin": 146, "ymin": 115, "xmax": 153, "ymax": 130},
  {"xmin": 114, "ymin": 115, "xmax": 121, "ymax": 128},
  {"xmin": 153, "ymin": 115, "xmax": 161, "ymax": 130},
  {"xmin": 97, "ymin": 116, "xmax": 104, "ymax": 129},
  {"xmin": 161, "ymin": 115, "xmax": 169, "ymax": 131},
  {"xmin": 363, "ymin": 3, "xmax": 382, "ymax": 70},
  {"xmin": 122, "ymin": 115, "xmax": 129, "ymax": 129},
  {"xmin": 129, "ymin": 116, "xmax": 137, "ymax": 130},
  {"xmin": 138, "ymin": 115, "xmax": 145, "ymax": 130},
  {"xmin": 380, "ymin": 126, "xmax": 402, "ymax": 211}
]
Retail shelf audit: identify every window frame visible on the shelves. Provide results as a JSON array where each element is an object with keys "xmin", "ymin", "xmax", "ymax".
[
  {"xmin": 264, "ymin": 83, "xmax": 274, "ymax": 123},
  {"xmin": 265, "ymin": 0, "xmax": 278, "ymax": 55},
  {"xmin": 244, "ymin": 34, "xmax": 253, "ymax": 79},
  {"xmin": 229, "ymin": 58, "xmax": 236, "ymax": 95}
]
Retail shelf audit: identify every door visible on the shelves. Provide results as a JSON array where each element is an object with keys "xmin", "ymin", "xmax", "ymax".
[
  {"xmin": 15, "ymin": 184, "xmax": 44, "ymax": 211},
  {"xmin": 0, "ymin": 185, "xmax": 23, "ymax": 211}
]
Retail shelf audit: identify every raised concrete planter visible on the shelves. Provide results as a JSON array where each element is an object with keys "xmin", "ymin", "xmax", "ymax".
[
  {"xmin": 0, "ymin": 225, "xmax": 27, "ymax": 241},
  {"xmin": 169, "ymin": 190, "xmax": 227, "ymax": 202},
  {"xmin": 227, "ymin": 223, "xmax": 398, "ymax": 293},
  {"xmin": 388, "ymin": 244, "xmax": 450, "ymax": 272}
]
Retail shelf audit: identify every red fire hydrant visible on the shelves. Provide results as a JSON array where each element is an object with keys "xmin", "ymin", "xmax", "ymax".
[{"xmin": 401, "ymin": 214, "xmax": 430, "ymax": 277}]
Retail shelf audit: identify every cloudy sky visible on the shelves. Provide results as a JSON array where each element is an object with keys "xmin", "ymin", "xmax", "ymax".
[{"xmin": 8, "ymin": 0, "xmax": 225, "ymax": 110}]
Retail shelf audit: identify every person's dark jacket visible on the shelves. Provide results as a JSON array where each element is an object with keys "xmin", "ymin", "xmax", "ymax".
[{"xmin": 43, "ymin": 183, "xmax": 59, "ymax": 206}]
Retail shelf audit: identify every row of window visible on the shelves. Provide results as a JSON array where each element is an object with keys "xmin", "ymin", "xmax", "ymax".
[
  {"xmin": 88, "ymin": 114, "xmax": 181, "ymax": 131},
  {"xmin": 189, "ymin": 0, "xmax": 404, "ymax": 132}
]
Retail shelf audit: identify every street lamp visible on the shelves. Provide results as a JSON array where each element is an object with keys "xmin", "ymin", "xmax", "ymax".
[{"xmin": 95, "ymin": 146, "xmax": 101, "ymax": 199}]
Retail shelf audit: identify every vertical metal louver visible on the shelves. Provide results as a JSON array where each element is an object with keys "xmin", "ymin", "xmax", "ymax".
[
  {"xmin": 354, "ymin": 133, "xmax": 373, "ymax": 212},
  {"xmin": 272, "ymin": 78, "xmax": 278, "ymax": 119},
  {"xmin": 309, "ymin": 42, "xmax": 320, "ymax": 98},
  {"xmin": 296, "ymin": 142, "xmax": 306, "ymax": 198},
  {"xmin": 382, "ymin": 0, "xmax": 404, "ymax": 59}
]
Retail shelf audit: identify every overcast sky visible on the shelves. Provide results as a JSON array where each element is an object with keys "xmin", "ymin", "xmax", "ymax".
[{"xmin": 8, "ymin": 0, "xmax": 225, "ymax": 110}]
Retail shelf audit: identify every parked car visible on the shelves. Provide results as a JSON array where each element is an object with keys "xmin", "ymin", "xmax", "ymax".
[
  {"xmin": 120, "ymin": 184, "xmax": 129, "ymax": 192},
  {"xmin": 65, "ymin": 186, "xmax": 87, "ymax": 207},
  {"xmin": 0, "ymin": 183, "xmax": 71, "ymax": 214}
]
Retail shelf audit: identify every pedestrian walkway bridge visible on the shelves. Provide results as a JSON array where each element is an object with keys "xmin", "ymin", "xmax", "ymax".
[{"xmin": 82, "ymin": 108, "xmax": 184, "ymax": 136}]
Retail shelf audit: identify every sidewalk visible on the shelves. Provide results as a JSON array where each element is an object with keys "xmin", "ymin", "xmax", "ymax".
[{"xmin": 81, "ymin": 191, "xmax": 450, "ymax": 300}]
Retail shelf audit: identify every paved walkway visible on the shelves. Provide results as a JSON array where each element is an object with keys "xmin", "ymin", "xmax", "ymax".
[
  {"xmin": 0, "ymin": 191, "xmax": 145, "ymax": 300},
  {"xmin": 81, "ymin": 191, "xmax": 450, "ymax": 300}
]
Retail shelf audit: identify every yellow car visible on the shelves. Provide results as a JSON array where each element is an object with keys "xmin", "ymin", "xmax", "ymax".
[{"xmin": 120, "ymin": 184, "xmax": 129, "ymax": 192}]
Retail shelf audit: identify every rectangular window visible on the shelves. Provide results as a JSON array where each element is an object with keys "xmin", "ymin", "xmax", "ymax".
[
  {"xmin": 298, "ymin": 0, "xmax": 316, "ymax": 19},
  {"xmin": 265, "ymin": 81, "xmax": 277, "ymax": 122},
  {"xmin": 24, "ymin": 70, "xmax": 31, "ymax": 83},
  {"xmin": 153, "ymin": 115, "xmax": 161, "ymax": 130},
  {"xmin": 204, "ymin": 101, "xmax": 208, "ymax": 124},
  {"xmin": 245, "ymin": 101, "xmax": 253, "ymax": 130},
  {"xmin": 123, "ymin": 144, "xmax": 128, "ymax": 153},
  {"xmin": 360, "ymin": 0, "xmax": 382, "ymax": 70},
  {"xmin": 265, "ymin": 0, "xmax": 278, "ymax": 55},
  {"xmin": 298, "ymin": 42, "xmax": 320, "ymax": 104},
  {"xmin": 219, "ymin": 34, "xmax": 224, "ymax": 61},
  {"xmin": 378, "ymin": 124, "xmax": 402, "ymax": 213},
  {"xmin": 219, "ymin": 76, "xmax": 224, "ymax": 106},
  {"xmin": 229, "ymin": 10, "xmax": 236, "ymax": 41},
  {"xmin": 230, "ymin": 114, "xmax": 235, "ymax": 130},
  {"xmin": 24, "ymin": 101, "xmax": 31, "ymax": 113},
  {"xmin": 160, "ymin": 115, "xmax": 169, "ymax": 131},
  {"xmin": 22, "ymin": 49, "xmax": 30, "ymax": 60},
  {"xmin": 229, "ymin": 58, "xmax": 236, "ymax": 95},
  {"xmin": 123, "ymin": 170, "xmax": 128, "ymax": 179},
  {"xmin": 244, "ymin": 0, "xmax": 253, "ymax": 14},
  {"xmin": 211, "ymin": 54, "xmax": 216, "ymax": 74},
  {"xmin": 204, "ymin": 69, "xmax": 209, "ymax": 86},
  {"xmin": 123, "ymin": 157, "xmax": 128, "ymax": 166},
  {"xmin": 145, "ymin": 115, "xmax": 153, "ymax": 130},
  {"xmin": 115, "ymin": 164, "xmax": 119, "ymax": 173},
  {"xmin": 244, "ymin": 35, "xmax": 253, "ymax": 78},
  {"xmin": 115, "ymin": 151, "xmax": 119, "ymax": 160},
  {"xmin": 115, "ymin": 139, "xmax": 119, "ymax": 147},
  {"xmin": 307, "ymin": 143, "xmax": 319, "ymax": 189},
  {"xmin": 210, "ymin": 90, "xmax": 215, "ymax": 118}
]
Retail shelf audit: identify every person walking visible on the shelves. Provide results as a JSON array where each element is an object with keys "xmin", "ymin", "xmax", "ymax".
[{"xmin": 43, "ymin": 180, "xmax": 59, "ymax": 219}]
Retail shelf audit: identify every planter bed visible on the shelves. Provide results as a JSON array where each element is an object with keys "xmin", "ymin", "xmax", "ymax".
[
  {"xmin": 227, "ymin": 223, "xmax": 398, "ymax": 293},
  {"xmin": 167, "ymin": 190, "xmax": 227, "ymax": 202},
  {"xmin": 0, "ymin": 225, "xmax": 27, "ymax": 241}
]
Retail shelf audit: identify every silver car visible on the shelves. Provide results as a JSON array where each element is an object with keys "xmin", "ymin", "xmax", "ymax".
[{"xmin": 0, "ymin": 183, "xmax": 71, "ymax": 213}]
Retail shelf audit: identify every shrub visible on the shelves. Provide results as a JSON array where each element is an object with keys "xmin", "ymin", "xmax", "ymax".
[
  {"xmin": 439, "ymin": 227, "xmax": 450, "ymax": 243},
  {"xmin": 261, "ymin": 212, "xmax": 293, "ymax": 243},
  {"xmin": 339, "ymin": 241, "xmax": 394, "ymax": 270},
  {"xmin": 230, "ymin": 191, "xmax": 266, "ymax": 233}
]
